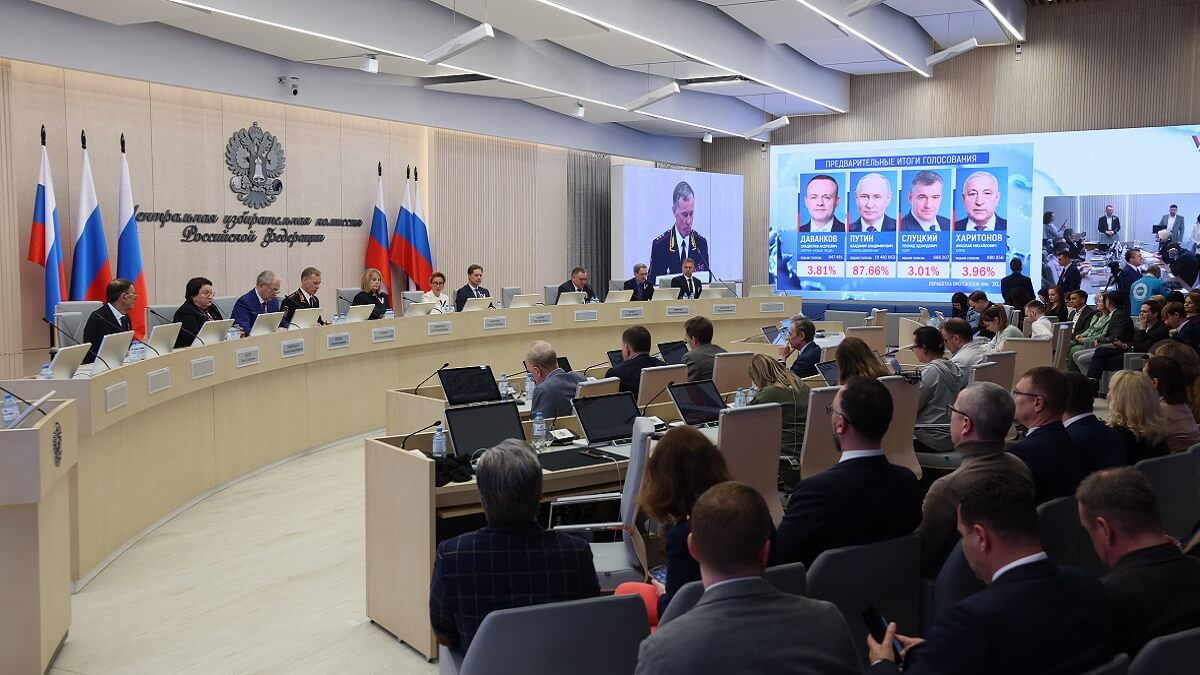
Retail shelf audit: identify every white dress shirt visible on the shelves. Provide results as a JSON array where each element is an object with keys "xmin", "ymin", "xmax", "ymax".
[
  {"xmin": 1062, "ymin": 413, "xmax": 1092, "ymax": 428},
  {"xmin": 991, "ymin": 551, "xmax": 1049, "ymax": 582},
  {"xmin": 808, "ymin": 219, "xmax": 836, "ymax": 233},
  {"xmin": 967, "ymin": 215, "xmax": 997, "ymax": 231},
  {"xmin": 839, "ymin": 449, "xmax": 885, "ymax": 463},
  {"xmin": 861, "ymin": 217, "xmax": 884, "ymax": 232},
  {"xmin": 108, "ymin": 303, "xmax": 127, "ymax": 325}
]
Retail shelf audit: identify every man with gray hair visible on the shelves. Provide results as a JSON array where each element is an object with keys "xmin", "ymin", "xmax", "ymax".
[
  {"xmin": 231, "ymin": 269, "xmax": 282, "ymax": 335},
  {"xmin": 526, "ymin": 340, "xmax": 585, "ymax": 418},
  {"xmin": 429, "ymin": 439, "xmax": 599, "ymax": 650},
  {"xmin": 917, "ymin": 382, "xmax": 1033, "ymax": 576},
  {"xmin": 649, "ymin": 180, "xmax": 709, "ymax": 280},
  {"xmin": 954, "ymin": 171, "xmax": 1007, "ymax": 231},
  {"xmin": 778, "ymin": 315, "xmax": 820, "ymax": 379}
]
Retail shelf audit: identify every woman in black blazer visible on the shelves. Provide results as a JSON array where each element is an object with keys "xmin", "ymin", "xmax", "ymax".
[
  {"xmin": 352, "ymin": 267, "xmax": 391, "ymax": 320},
  {"xmin": 172, "ymin": 276, "xmax": 223, "ymax": 348}
]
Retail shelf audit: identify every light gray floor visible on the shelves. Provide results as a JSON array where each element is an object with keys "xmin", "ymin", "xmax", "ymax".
[{"xmin": 51, "ymin": 440, "xmax": 438, "ymax": 675}]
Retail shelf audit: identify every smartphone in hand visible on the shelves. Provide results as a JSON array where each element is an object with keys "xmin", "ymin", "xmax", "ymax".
[{"xmin": 862, "ymin": 605, "xmax": 906, "ymax": 668}]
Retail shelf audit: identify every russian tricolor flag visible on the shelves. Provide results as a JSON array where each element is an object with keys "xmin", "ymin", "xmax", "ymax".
[
  {"xmin": 117, "ymin": 138, "xmax": 148, "ymax": 338},
  {"xmin": 27, "ymin": 133, "xmax": 67, "ymax": 324},
  {"xmin": 69, "ymin": 134, "xmax": 112, "ymax": 302},
  {"xmin": 365, "ymin": 163, "xmax": 393, "ymax": 299},
  {"xmin": 390, "ymin": 166, "xmax": 434, "ymax": 292}
]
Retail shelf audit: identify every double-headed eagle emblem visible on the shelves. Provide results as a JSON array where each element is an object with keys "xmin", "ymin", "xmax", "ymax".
[{"xmin": 226, "ymin": 122, "xmax": 285, "ymax": 209}]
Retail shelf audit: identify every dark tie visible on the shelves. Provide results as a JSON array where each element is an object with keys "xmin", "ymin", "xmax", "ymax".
[
  {"xmin": 474, "ymin": 288, "xmax": 480, "ymax": 299},
  {"xmin": 975, "ymin": 224, "xmax": 987, "ymax": 231},
  {"xmin": 120, "ymin": 315, "xmax": 131, "ymax": 331},
  {"xmin": 260, "ymin": 301, "xmax": 267, "ymax": 313},
  {"xmin": 867, "ymin": 226, "xmax": 877, "ymax": 233}
]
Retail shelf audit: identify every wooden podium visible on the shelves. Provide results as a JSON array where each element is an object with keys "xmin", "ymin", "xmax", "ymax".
[{"xmin": 0, "ymin": 400, "xmax": 76, "ymax": 675}]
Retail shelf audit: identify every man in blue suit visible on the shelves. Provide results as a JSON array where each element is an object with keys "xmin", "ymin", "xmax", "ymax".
[
  {"xmin": 779, "ymin": 316, "xmax": 821, "ymax": 379},
  {"xmin": 1062, "ymin": 372, "xmax": 1125, "ymax": 472},
  {"xmin": 867, "ymin": 474, "xmax": 1113, "ymax": 674},
  {"xmin": 525, "ymin": 340, "xmax": 585, "ymax": 419},
  {"xmin": 1117, "ymin": 248, "xmax": 1143, "ymax": 294},
  {"xmin": 953, "ymin": 171, "xmax": 1007, "ymax": 231},
  {"xmin": 1008, "ymin": 366, "xmax": 1089, "ymax": 503},
  {"xmin": 231, "ymin": 269, "xmax": 282, "ymax": 335}
]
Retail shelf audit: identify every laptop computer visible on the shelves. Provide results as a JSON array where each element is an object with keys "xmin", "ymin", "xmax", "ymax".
[
  {"xmin": 572, "ymin": 391, "xmax": 640, "ymax": 447},
  {"xmin": 657, "ymin": 340, "xmax": 688, "ymax": 366},
  {"xmin": 761, "ymin": 325, "xmax": 786, "ymax": 345},
  {"xmin": 699, "ymin": 287, "xmax": 734, "ymax": 299},
  {"xmin": 607, "ymin": 349, "xmax": 625, "ymax": 368},
  {"xmin": 748, "ymin": 284, "xmax": 777, "ymax": 297},
  {"xmin": 668, "ymin": 380, "xmax": 727, "ymax": 427},
  {"xmin": 437, "ymin": 365, "xmax": 502, "ymax": 405},
  {"xmin": 146, "ymin": 322, "xmax": 182, "ymax": 356},
  {"xmin": 196, "ymin": 318, "xmax": 235, "ymax": 344},
  {"xmin": 522, "ymin": 356, "xmax": 573, "ymax": 374},
  {"xmin": 815, "ymin": 359, "xmax": 840, "ymax": 386},
  {"xmin": 605, "ymin": 290, "xmax": 633, "ymax": 303},
  {"xmin": 444, "ymin": 400, "xmax": 525, "ymax": 458},
  {"xmin": 344, "ymin": 304, "xmax": 374, "ymax": 323},
  {"xmin": 249, "ymin": 311, "xmax": 285, "ymax": 336},
  {"xmin": 288, "ymin": 307, "xmax": 323, "ymax": 329},
  {"xmin": 48, "ymin": 343, "xmax": 90, "ymax": 379},
  {"xmin": 91, "ymin": 331, "xmax": 134, "ymax": 375},
  {"xmin": 405, "ymin": 302, "xmax": 437, "ymax": 317},
  {"xmin": 461, "ymin": 297, "xmax": 494, "ymax": 312},
  {"xmin": 508, "ymin": 294, "xmax": 541, "ymax": 308},
  {"xmin": 556, "ymin": 291, "xmax": 585, "ymax": 305}
]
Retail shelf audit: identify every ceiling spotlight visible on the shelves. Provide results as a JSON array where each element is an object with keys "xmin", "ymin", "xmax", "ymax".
[
  {"xmin": 702, "ymin": 133, "xmax": 713, "ymax": 144},
  {"xmin": 575, "ymin": 101, "xmax": 586, "ymax": 118},
  {"xmin": 623, "ymin": 81, "xmax": 681, "ymax": 112},
  {"xmin": 360, "ymin": 54, "xmax": 379, "ymax": 73},
  {"xmin": 925, "ymin": 38, "xmax": 980, "ymax": 67},
  {"xmin": 845, "ymin": 0, "xmax": 886, "ymax": 17},
  {"xmin": 423, "ymin": 22, "xmax": 495, "ymax": 65},
  {"xmin": 742, "ymin": 116, "xmax": 790, "ymax": 140}
]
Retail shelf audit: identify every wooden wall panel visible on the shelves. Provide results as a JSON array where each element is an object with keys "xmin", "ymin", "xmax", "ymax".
[{"xmin": 0, "ymin": 61, "xmax": 21, "ymax": 378}]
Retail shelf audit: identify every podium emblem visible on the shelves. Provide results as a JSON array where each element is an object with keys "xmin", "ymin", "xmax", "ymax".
[
  {"xmin": 52, "ymin": 422, "xmax": 63, "ymax": 467},
  {"xmin": 226, "ymin": 122, "xmax": 286, "ymax": 209}
]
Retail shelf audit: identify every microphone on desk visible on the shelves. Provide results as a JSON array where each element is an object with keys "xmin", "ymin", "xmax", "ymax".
[
  {"xmin": 641, "ymin": 380, "xmax": 675, "ymax": 416},
  {"xmin": 0, "ymin": 384, "xmax": 50, "ymax": 418},
  {"xmin": 413, "ymin": 362, "xmax": 450, "ymax": 395},
  {"xmin": 42, "ymin": 317, "xmax": 110, "ymax": 370},
  {"xmin": 134, "ymin": 339, "xmax": 160, "ymax": 357},
  {"xmin": 148, "ymin": 308, "xmax": 205, "ymax": 345},
  {"xmin": 400, "ymin": 420, "xmax": 442, "ymax": 450},
  {"xmin": 580, "ymin": 360, "xmax": 610, "ymax": 375},
  {"xmin": 884, "ymin": 344, "xmax": 914, "ymax": 356}
]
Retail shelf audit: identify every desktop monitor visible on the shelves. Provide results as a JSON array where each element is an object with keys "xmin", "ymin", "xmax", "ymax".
[
  {"xmin": 437, "ymin": 365, "xmax": 502, "ymax": 406},
  {"xmin": 657, "ymin": 340, "xmax": 688, "ymax": 366},
  {"xmin": 605, "ymin": 290, "xmax": 633, "ymax": 303},
  {"xmin": 405, "ymin": 302, "xmax": 436, "ymax": 317},
  {"xmin": 557, "ymin": 291, "xmax": 585, "ymax": 305},
  {"xmin": 444, "ymin": 400, "xmax": 525, "ymax": 458},
  {"xmin": 92, "ymin": 331, "xmax": 134, "ymax": 375},
  {"xmin": 196, "ymin": 318, "xmax": 234, "ymax": 344},
  {"xmin": 344, "ymin": 304, "xmax": 374, "ymax": 323},
  {"xmin": 668, "ymin": 380, "xmax": 727, "ymax": 426},
  {"xmin": 249, "ymin": 311, "xmax": 285, "ymax": 336},
  {"xmin": 508, "ymin": 294, "xmax": 540, "ymax": 308},
  {"xmin": 461, "ymin": 297, "xmax": 494, "ymax": 312},
  {"xmin": 288, "ymin": 307, "xmax": 323, "ymax": 329},
  {"xmin": 572, "ymin": 391, "xmax": 639, "ymax": 444},
  {"xmin": 48, "ymin": 343, "xmax": 90, "ymax": 379},
  {"xmin": 146, "ymin": 322, "xmax": 181, "ymax": 356}
]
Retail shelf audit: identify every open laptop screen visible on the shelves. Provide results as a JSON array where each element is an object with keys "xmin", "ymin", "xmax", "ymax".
[
  {"xmin": 668, "ymin": 380, "xmax": 727, "ymax": 426},
  {"xmin": 572, "ymin": 392, "xmax": 639, "ymax": 444},
  {"xmin": 815, "ymin": 360, "xmax": 840, "ymax": 386},
  {"xmin": 438, "ymin": 365, "xmax": 502, "ymax": 405},
  {"xmin": 658, "ymin": 340, "xmax": 688, "ymax": 366},
  {"xmin": 444, "ymin": 400, "xmax": 524, "ymax": 458},
  {"xmin": 607, "ymin": 350, "xmax": 625, "ymax": 368}
]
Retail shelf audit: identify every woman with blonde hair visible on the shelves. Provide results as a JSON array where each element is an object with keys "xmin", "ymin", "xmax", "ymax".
[
  {"xmin": 835, "ymin": 336, "xmax": 890, "ymax": 383},
  {"xmin": 1105, "ymin": 370, "xmax": 1168, "ymax": 464},
  {"xmin": 748, "ymin": 354, "xmax": 810, "ymax": 465},
  {"xmin": 351, "ymin": 267, "xmax": 391, "ymax": 320},
  {"xmin": 1148, "ymin": 339, "xmax": 1200, "ymax": 422}
]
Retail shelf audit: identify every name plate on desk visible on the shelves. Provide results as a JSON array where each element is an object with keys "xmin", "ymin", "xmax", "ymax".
[
  {"xmin": 574, "ymin": 309, "xmax": 599, "ymax": 322},
  {"xmin": 712, "ymin": 303, "xmax": 738, "ymax": 316},
  {"xmin": 371, "ymin": 327, "xmax": 396, "ymax": 343},
  {"xmin": 483, "ymin": 316, "xmax": 508, "ymax": 330},
  {"xmin": 760, "ymin": 301, "xmax": 786, "ymax": 313},
  {"xmin": 427, "ymin": 321, "xmax": 452, "ymax": 337},
  {"xmin": 619, "ymin": 307, "xmax": 644, "ymax": 320},
  {"xmin": 528, "ymin": 313, "xmax": 552, "ymax": 327},
  {"xmin": 147, "ymin": 367, "xmax": 171, "ymax": 394},
  {"xmin": 235, "ymin": 347, "xmax": 260, "ymax": 368},
  {"xmin": 326, "ymin": 332, "xmax": 351, "ymax": 350},
  {"xmin": 666, "ymin": 305, "xmax": 691, "ymax": 317},
  {"xmin": 105, "ymin": 381, "xmax": 128, "ymax": 412},
  {"xmin": 191, "ymin": 356, "xmax": 215, "ymax": 380},
  {"xmin": 281, "ymin": 339, "xmax": 306, "ymax": 359}
]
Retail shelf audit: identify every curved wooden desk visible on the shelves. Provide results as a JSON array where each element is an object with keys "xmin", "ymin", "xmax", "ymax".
[{"xmin": 0, "ymin": 297, "xmax": 800, "ymax": 585}]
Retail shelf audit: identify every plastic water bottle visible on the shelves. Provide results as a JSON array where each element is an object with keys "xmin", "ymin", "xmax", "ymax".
[
  {"xmin": 525, "ymin": 373, "xmax": 537, "ymax": 403},
  {"xmin": 2, "ymin": 393, "xmax": 18, "ymax": 426},
  {"xmin": 431, "ymin": 423, "xmax": 447, "ymax": 459},
  {"xmin": 131, "ymin": 341, "xmax": 146, "ymax": 363},
  {"xmin": 383, "ymin": 308, "xmax": 395, "ymax": 320},
  {"xmin": 499, "ymin": 373, "xmax": 510, "ymax": 399},
  {"xmin": 747, "ymin": 384, "xmax": 758, "ymax": 402},
  {"xmin": 39, "ymin": 363, "xmax": 52, "ymax": 380},
  {"xmin": 226, "ymin": 325, "xmax": 240, "ymax": 341},
  {"xmin": 735, "ymin": 387, "xmax": 746, "ymax": 408},
  {"xmin": 533, "ymin": 412, "xmax": 548, "ymax": 451}
]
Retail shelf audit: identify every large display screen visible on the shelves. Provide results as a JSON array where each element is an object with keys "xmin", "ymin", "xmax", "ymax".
[
  {"xmin": 770, "ymin": 125, "xmax": 1200, "ymax": 301},
  {"xmin": 612, "ymin": 165, "xmax": 744, "ymax": 287}
]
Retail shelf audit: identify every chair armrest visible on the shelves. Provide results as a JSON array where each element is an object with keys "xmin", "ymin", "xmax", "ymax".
[
  {"xmin": 551, "ymin": 521, "xmax": 624, "ymax": 533},
  {"xmin": 552, "ymin": 492, "xmax": 621, "ymax": 505}
]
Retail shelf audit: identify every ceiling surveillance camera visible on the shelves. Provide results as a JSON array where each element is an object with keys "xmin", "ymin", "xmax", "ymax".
[
  {"xmin": 760, "ymin": 142, "xmax": 767, "ymax": 152},
  {"xmin": 291, "ymin": 84, "xmax": 299, "ymax": 96},
  {"xmin": 279, "ymin": 76, "xmax": 299, "ymax": 97}
]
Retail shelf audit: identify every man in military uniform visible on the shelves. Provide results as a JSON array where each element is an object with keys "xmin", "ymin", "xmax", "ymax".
[
  {"xmin": 649, "ymin": 181, "xmax": 710, "ymax": 280},
  {"xmin": 280, "ymin": 266, "xmax": 325, "ymax": 327}
]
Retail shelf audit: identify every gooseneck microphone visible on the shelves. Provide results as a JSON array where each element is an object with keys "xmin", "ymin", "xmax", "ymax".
[
  {"xmin": 43, "ymin": 317, "xmax": 110, "ymax": 370},
  {"xmin": 400, "ymin": 420, "xmax": 441, "ymax": 450},
  {"xmin": 148, "ymin": 308, "xmax": 205, "ymax": 345},
  {"xmin": 135, "ymin": 339, "xmax": 160, "ymax": 356},
  {"xmin": 580, "ymin": 359, "xmax": 611, "ymax": 374},
  {"xmin": 641, "ymin": 380, "xmax": 675, "ymax": 416},
  {"xmin": 413, "ymin": 362, "xmax": 450, "ymax": 395}
]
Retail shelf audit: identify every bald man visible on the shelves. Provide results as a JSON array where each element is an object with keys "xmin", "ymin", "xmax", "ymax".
[
  {"xmin": 848, "ymin": 173, "xmax": 897, "ymax": 233},
  {"xmin": 954, "ymin": 171, "xmax": 1007, "ymax": 231}
]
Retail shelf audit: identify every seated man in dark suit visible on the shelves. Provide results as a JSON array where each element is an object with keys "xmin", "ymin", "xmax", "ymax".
[
  {"xmin": 623, "ymin": 263, "xmax": 655, "ymax": 301},
  {"xmin": 230, "ymin": 269, "xmax": 282, "ymax": 335},
  {"xmin": 779, "ymin": 315, "xmax": 821, "ymax": 379},
  {"xmin": 605, "ymin": 325, "xmax": 665, "ymax": 399},
  {"xmin": 279, "ymin": 266, "xmax": 325, "ymax": 327},
  {"xmin": 453, "ymin": 263, "xmax": 491, "ymax": 312},
  {"xmin": 1062, "ymin": 372, "xmax": 1125, "ymax": 471},
  {"xmin": 1078, "ymin": 468, "xmax": 1200, "ymax": 656},
  {"xmin": 670, "ymin": 258, "xmax": 704, "ymax": 299},
  {"xmin": 1008, "ymin": 367, "xmax": 1089, "ymax": 503},
  {"xmin": 82, "ymin": 278, "xmax": 136, "ymax": 364},
  {"xmin": 868, "ymin": 474, "xmax": 1113, "ymax": 674},
  {"xmin": 636, "ymin": 482, "xmax": 860, "ymax": 675},
  {"xmin": 772, "ymin": 376, "xmax": 922, "ymax": 567},
  {"xmin": 681, "ymin": 316, "xmax": 726, "ymax": 382},
  {"xmin": 525, "ymin": 340, "xmax": 586, "ymax": 418},
  {"xmin": 1066, "ymin": 290, "xmax": 1096, "ymax": 337},
  {"xmin": 429, "ymin": 439, "xmax": 599, "ymax": 651},
  {"xmin": 999, "ymin": 258, "xmax": 1035, "ymax": 308},
  {"xmin": 555, "ymin": 266, "xmax": 597, "ymax": 303},
  {"xmin": 1088, "ymin": 299, "xmax": 1168, "ymax": 379}
]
